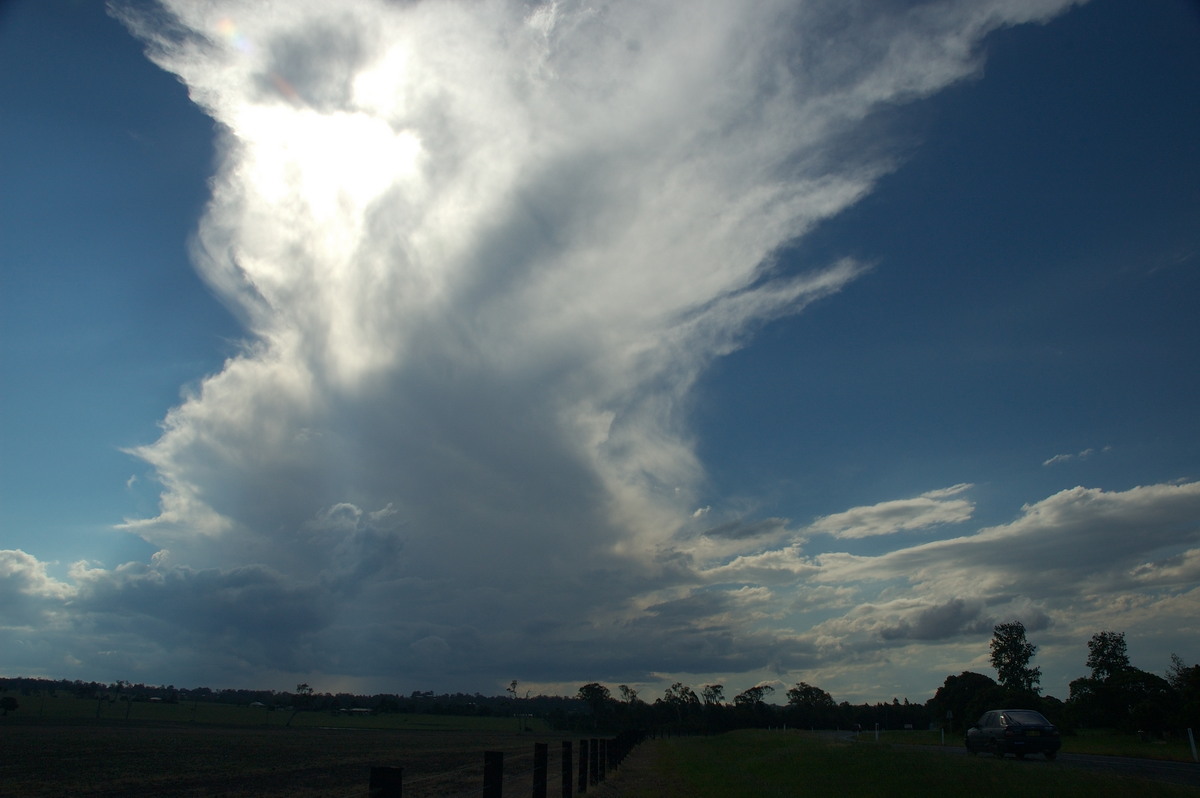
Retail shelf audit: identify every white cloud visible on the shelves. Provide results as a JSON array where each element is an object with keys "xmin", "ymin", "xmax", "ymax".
[
  {"xmin": 0, "ymin": 550, "xmax": 69, "ymax": 595},
  {"xmin": 65, "ymin": 0, "xmax": 1099, "ymax": 691},
  {"xmin": 808, "ymin": 484, "xmax": 975, "ymax": 539},
  {"xmin": 1043, "ymin": 445, "xmax": 1110, "ymax": 466},
  {"xmin": 817, "ymin": 482, "xmax": 1200, "ymax": 595},
  {"xmin": 660, "ymin": 480, "xmax": 1200, "ymax": 697}
]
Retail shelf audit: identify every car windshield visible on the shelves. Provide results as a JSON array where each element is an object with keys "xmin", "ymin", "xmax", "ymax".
[{"xmin": 1004, "ymin": 710, "xmax": 1049, "ymax": 726}]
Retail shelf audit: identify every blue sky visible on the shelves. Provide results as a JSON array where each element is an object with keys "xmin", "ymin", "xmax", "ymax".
[{"xmin": 2, "ymin": 0, "xmax": 1199, "ymax": 704}]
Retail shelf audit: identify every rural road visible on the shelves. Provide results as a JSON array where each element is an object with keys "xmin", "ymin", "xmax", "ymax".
[{"xmin": 1054, "ymin": 751, "xmax": 1200, "ymax": 787}]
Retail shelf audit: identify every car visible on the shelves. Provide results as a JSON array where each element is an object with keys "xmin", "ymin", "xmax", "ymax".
[{"xmin": 964, "ymin": 708, "xmax": 1061, "ymax": 759}]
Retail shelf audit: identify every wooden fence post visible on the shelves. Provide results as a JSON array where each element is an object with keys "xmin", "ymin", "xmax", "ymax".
[
  {"xmin": 533, "ymin": 742, "xmax": 548, "ymax": 798},
  {"xmin": 598, "ymin": 739, "xmax": 606, "ymax": 782},
  {"xmin": 483, "ymin": 751, "xmax": 504, "ymax": 798},
  {"xmin": 578, "ymin": 738, "xmax": 589, "ymax": 793},
  {"xmin": 561, "ymin": 740, "xmax": 573, "ymax": 798},
  {"xmin": 588, "ymin": 739, "xmax": 599, "ymax": 786},
  {"xmin": 480, "ymin": 748, "xmax": 504, "ymax": 792},
  {"xmin": 369, "ymin": 766, "xmax": 403, "ymax": 798}
]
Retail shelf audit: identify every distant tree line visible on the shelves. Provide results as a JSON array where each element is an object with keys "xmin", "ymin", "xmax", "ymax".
[
  {"xmin": 0, "ymin": 677, "xmax": 582, "ymax": 719},
  {"xmin": 2, "ymin": 626, "xmax": 1195, "ymax": 738},
  {"xmin": 565, "ymin": 624, "xmax": 1197, "ymax": 737},
  {"xmin": 559, "ymin": 680, "xmax": 928, "ymax": 735}
]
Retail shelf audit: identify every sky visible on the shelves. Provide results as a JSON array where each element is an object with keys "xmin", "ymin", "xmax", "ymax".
[{"xmin": 1, "ymin": 0, "xmax": 1198, "ymax": 705}]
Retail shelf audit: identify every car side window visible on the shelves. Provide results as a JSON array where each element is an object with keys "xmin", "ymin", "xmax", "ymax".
[{"xmin": 979, "ymin": 712, "xmax": 994, "ymax": 727}]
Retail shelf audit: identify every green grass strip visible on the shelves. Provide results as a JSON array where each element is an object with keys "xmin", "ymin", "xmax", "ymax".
[{"xmin": 638, "ymin": 730, "xmax": 1200, "ymax": 798}]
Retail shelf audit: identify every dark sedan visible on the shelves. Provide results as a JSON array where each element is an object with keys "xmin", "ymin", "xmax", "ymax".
[{"xmin": 965, "ymin": 709, "xmax": 1061, "ymax": 759}]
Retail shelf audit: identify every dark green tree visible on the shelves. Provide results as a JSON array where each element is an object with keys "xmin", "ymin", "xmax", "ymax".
[
  {"xmin": 577, "ymin": 683, "xmax": 612, "ymax": 728},
  {"xmin": 577, "ymin": 682, "xmax": 611, "ymax": 708},
  {"xmin": 0, "ymin": 696, "xmax": 18, "ymax": 715},
  {"xmin": 990, "ymin": 621, "xmax": 1041, "ymax": 694},
  {"xmin": 701, "ymin": 684, "xmax": 724, "ymax": 706},
  {"xmin": 661, "ymin": 682, "xmax": 700, "ymax": 715},
  {"xmin": 733, "ymin": 684, "xmax": 774, "ymax": 707},
  {"xmin": 929, "ymin": 671, "xmax": 997, "ymax": 731},
  {"xmin": 786, "ymin": 682, "xmax": 834, "ymax": 710},
  {"xmin": 786, "ymin": 682, "xmax": 836, "ymax": 728},
  {"xmin": 1115, "ymin": 669, "xmax": 1173, "ymax": 734},
  {"xmin": 1086, "ymin": 631, "xmax": 1130, "ymax": 680},
  {"xmin": 1166, "ymin": 654, "xmax": 1200, "ymax": 730},
  {"xmin": 731, "ymin": 685, "xmax": 776, "ymax": 727}
]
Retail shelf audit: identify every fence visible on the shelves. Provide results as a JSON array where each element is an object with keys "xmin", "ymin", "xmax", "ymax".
[{"xmin": 368, "ymin": 731, "xmax": 643, "ymax": 797}]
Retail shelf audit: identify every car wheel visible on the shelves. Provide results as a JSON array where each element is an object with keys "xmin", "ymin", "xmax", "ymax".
[
  {"xmin": 1015, "ymin": 752, "xmax": 1025, "ymax": 760},
  {"xmin": 991, "ymin": 741, "xmax": 1005, "ymax": 758},
  {"xmin": 1044, "ymin": 751, "xmax": 1057, "ymax": 761}
]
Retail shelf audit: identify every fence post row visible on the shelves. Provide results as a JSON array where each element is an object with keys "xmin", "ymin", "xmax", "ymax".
[{"xmin": 368, "ymin": 731, "xmax": 647, "ymax": 796}]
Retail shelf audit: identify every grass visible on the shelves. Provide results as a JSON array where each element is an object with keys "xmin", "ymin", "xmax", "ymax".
[
  {"xmin": 630, "ymin": 730, "xmax": 1200, "ymax": 798},
  {"xmin": 873, "ymin": 727, "xmax": 1200, "ymax": 762}
]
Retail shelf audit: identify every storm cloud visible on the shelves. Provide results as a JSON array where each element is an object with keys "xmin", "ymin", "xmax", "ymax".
[{"xmin": 25, "ymin": 0, "xmax": 1194, "ymax": 701}]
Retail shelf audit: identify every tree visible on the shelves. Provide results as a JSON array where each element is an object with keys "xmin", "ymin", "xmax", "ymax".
[
  {"xmin": 661, "ymin": 682, "xmax": 699, "ymax": 711},
  {"xmin": 929, "ymin": 671, "xmax": 997, "ymax": 731},
  {"xmin": 1166, "ymin": 654, "xmax": 1200, "ymax": 730},
  {"xmin": 786, "ymin": 682, "xmax": 836, "ymax": 728},
  {"xmin": 733, "ymin": 685, "xmax": 774, "ymax": 707},
  {"xmin": 701, "ymin": 684, "xmax": 724, "ymax": 706},
  {"xmin": 577, "ymin": 683, "xmax": 611, "ymax": 728},
  {"xmin": 990, "ymin": 621, "xmax": 1041, "ymax": 694},
  {"xmin": 618, "ymin": 684, "xmax": 639, "ymax": 704},
  {"xmin": 1070, "ymin": 633, "xmax": 1179, "ymax": 731},
  {"xmin": 0, "ymin": 696, "xmax": 18, "ymax": 716},
  {"xmin": 1086, "ymin": 631, "xmax": 1130, "ymax": 680},
  {"xmin": 786, "ymin": 682, "xmax": 834, "ymax": 710}
]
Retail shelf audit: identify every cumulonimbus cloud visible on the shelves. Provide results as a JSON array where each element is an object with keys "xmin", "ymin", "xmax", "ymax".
[{"xmin": 58, "ymin": 0, "xmax": 1098, "ymax": 690}]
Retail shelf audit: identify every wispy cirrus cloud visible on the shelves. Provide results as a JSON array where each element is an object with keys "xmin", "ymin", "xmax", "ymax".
[{"xmin": 1043, "ymin": 445, "xmax": 1111, "ymax": 466}]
